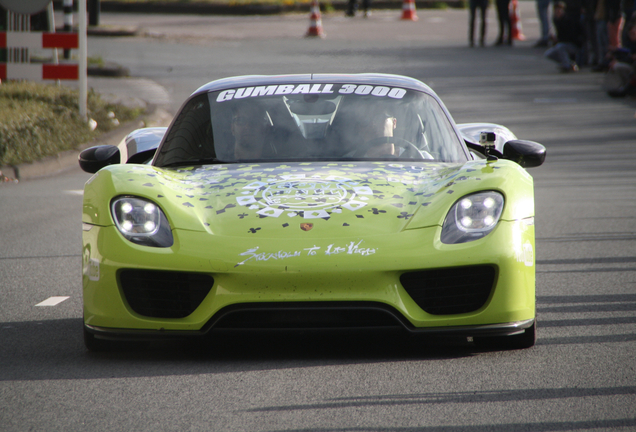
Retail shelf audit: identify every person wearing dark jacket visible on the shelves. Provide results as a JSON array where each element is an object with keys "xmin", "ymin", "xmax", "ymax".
[{"xmin": 544, "ymin": 1, "xmax": 587, "ymax": 71}]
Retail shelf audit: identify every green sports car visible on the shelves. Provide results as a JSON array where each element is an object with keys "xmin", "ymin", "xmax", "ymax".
[{"xmin": 79, "ymin": 74, "xmax": 546, "ymax": 351}]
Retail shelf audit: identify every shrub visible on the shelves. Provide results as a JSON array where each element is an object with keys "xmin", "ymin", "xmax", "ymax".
[{"xmin": 0, "ymin": 81, "xmax": 142, "ymax": 165}]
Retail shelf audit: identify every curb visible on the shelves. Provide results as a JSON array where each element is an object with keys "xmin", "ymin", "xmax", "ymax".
[{"xmin": 0, "ymin": 106, "xmax": 172, "ymax": 183}]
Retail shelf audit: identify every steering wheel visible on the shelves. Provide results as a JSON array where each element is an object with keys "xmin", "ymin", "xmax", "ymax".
[{"xmin": 353, "ymin": 137, "xmax": 425, "ymax": 160}]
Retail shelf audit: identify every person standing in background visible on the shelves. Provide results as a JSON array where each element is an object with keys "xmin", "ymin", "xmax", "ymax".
[
  {"xmin": 593, "ymin": 0, "xmax": 610, "ymax": 70},
  {"xmin": 605, "ymin": 0, "xmax": 624, "ymax": 49},
  {"xmin": 535, "ymin": 0, "xmax": 553, "ymax": 47},
  {"xmin": 346, "ymin": 0, "xmax": 372, "ymax": 17},
  {"xmin": 469, "ymin": 0, "xmax": 489, "ymax": 47},
  {"xmin": 584, "ymin": 0, "xmax": 601, "ymax": 66},
  {"xmin": 495, "ymin": 0, "xmax": 513, "ymax": 45},
  {"xmin": 620, "ymin": 0, "xmax": 635, "ymax": 45}
]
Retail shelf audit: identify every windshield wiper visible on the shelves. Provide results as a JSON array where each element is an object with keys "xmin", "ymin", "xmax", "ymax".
[{"xmin": 160, "ymin": 158, "xmax": 225, "ymax": 168}]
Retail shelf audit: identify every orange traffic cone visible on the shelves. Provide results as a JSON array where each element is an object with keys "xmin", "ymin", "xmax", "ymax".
[
  {"xmin": 401, "ymin": 0, "xmax": 418, "ymax": 21},
  {"xmin": 306, "ymin": 0, "xmax": 326, "ymax": 38},
  {"xmin": 510, "ymin": 0, "xmax": 526, "ymax": 41}
]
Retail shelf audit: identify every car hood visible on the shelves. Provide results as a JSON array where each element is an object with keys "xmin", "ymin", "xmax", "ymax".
[{"xmin": 87, "ymin": 160, "xmax": 534, "ymax": 238}]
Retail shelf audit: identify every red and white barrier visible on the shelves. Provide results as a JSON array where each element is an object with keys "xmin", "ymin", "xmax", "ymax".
[
  {"xmin": 0, "ymin": 1, "xmax": 88, "ymax": 119},
  {"xmin": 0, "ymin": 63, "xmax": 78, "ymax": 81},
  {"xmin": 0, "ymin": 32, "xmax": 79, "ymax": 49},
  {"xmin": 0, "ymin": 31, "xmax": 78, "ymax": 80}
]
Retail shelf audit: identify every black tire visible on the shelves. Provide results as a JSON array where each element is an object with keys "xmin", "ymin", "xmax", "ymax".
[{"xmin": 474, "ymin": 320, "xmax": 537, "ymax": 351}]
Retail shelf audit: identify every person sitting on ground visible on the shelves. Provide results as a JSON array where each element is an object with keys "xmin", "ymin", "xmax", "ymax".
[{"xmin": 544, "ymin": 1, "xmax": 587, "ymax": 71}]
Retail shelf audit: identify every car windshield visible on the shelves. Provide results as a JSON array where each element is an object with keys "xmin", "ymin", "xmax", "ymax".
[{"xmin": 153, "ymin": 83, "xmax": 468, "ymax": 167}]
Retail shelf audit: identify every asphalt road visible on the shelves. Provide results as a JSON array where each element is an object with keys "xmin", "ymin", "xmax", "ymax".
[{"xmin": 1, "ymin": 5, "xmax": 635, "ymax": 431}]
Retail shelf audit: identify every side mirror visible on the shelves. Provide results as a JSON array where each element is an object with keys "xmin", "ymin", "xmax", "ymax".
[
  {"xmin": 78, "ymin": 145, "xmax": 120, "ymax": 174},
  {"xmin": 503, "ymin": 140, "xmax": 546, "ymax": 168}
]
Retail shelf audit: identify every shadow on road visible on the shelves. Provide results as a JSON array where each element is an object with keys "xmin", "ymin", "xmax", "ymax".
[{"xmin": 1, "ymin": 318, "xmax": 479, "ymax": 381}]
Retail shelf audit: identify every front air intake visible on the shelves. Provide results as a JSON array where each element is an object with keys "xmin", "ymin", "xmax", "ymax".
[
  {"xmin": 400, "ymin": 266, "xmax": 496, "ymax": 315},
  {"xmin": 120, "ymin": 270, "xmax": 213, "ymax": 318}
]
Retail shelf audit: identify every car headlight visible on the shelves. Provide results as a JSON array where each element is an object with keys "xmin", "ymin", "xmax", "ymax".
[
  {"xmin": 440, "ymin": 191, "xmax": 504, "ymax": 244},
  {"xmin": 111, "ymin": 196, "xmax": 173, "ymax": 247}
]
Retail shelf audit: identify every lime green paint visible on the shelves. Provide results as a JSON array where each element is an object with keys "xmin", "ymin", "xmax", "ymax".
[{"xmin": 83, "ymin": 158, "xmax": 536, "ymax": 332}]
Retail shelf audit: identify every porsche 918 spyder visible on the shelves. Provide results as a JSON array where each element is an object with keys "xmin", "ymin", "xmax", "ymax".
[{"xmin": 79, "ymin": 73, "xmax": 545, "ymax": 351}]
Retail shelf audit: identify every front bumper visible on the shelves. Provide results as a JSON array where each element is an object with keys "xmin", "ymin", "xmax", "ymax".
[
  {"xmin": 85, "ymin": 308, "xmax": 534, "ymax": 342},
  {"xmin": 82, "ymin": 218, "xmax": 536, "ymax": 338}
]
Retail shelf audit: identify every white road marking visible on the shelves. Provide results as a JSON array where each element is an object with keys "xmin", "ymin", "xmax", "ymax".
[{"xmin": 35, "ymin": 296, "xmax": 70, "ymax": 307}]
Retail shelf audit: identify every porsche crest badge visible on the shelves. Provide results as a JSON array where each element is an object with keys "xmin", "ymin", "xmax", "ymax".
[{"xmin": 300, "ymin": 223, "xmax": 314, "ymax": 231}]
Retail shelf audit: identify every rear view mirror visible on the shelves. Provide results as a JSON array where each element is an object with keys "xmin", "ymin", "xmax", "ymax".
[
  {"xmin": 503, "ymin": 140, "xmax": 546, "ymax": 168},
  {"xmin": 78, "ymin": 145, "xmax": 120, "ymax": 173}
]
